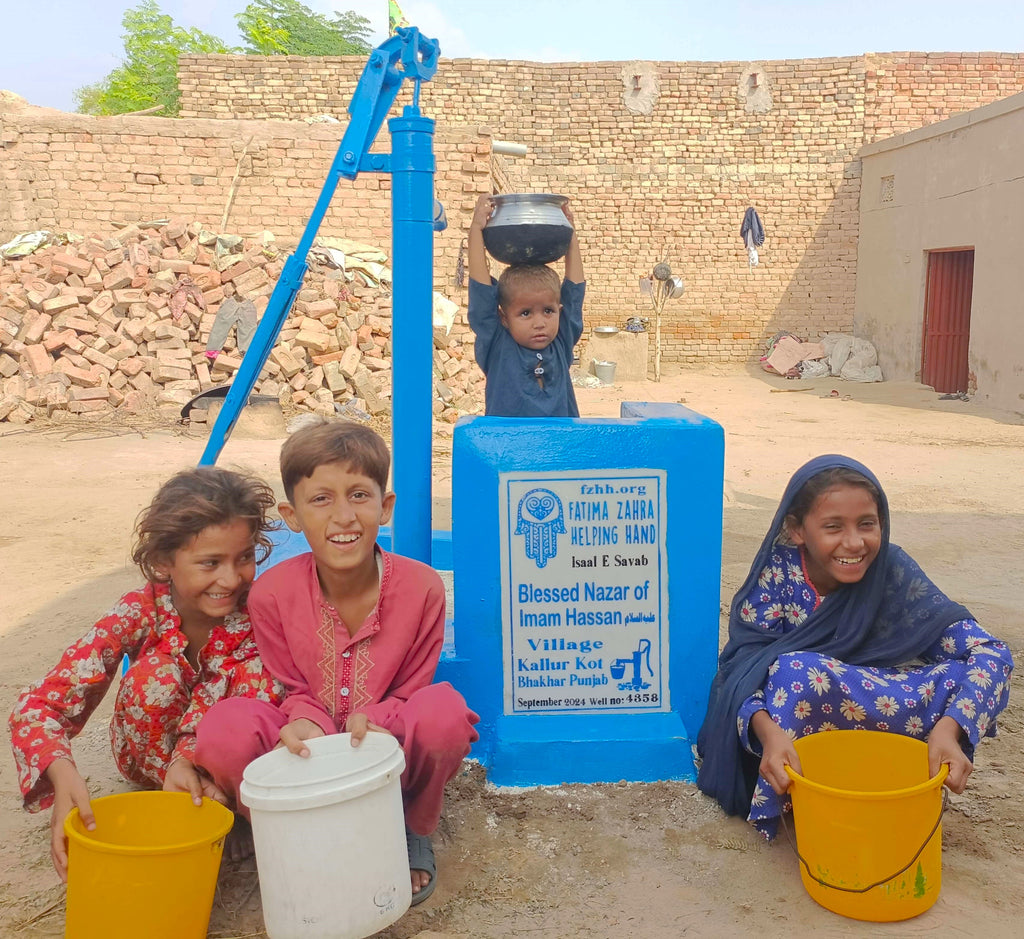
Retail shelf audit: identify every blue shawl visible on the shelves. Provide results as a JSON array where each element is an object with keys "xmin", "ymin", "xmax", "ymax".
[{"xmin": 696, "ymin": 455, "xmax": 972, "ymax": 817}]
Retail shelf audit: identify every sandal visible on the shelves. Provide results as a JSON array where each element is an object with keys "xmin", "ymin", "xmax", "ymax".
[{"xmin": 406, "ymin": 828, "xmax": 437, "ymax": 906}]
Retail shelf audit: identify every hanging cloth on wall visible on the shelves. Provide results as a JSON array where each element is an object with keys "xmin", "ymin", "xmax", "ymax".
[{"xmin": 740, "ymin": 207, "xmax": 765, "ymax": 268}]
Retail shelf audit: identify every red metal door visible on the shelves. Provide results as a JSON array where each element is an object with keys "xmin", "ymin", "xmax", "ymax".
[{"xmin": 922, "ymin": 249, "xmax": 974, "ymax": 394}]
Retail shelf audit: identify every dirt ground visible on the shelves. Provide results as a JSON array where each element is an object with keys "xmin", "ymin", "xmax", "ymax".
[{"xmin": 1, "ymin": 365, "xmax": 1021, "ymax": 939}]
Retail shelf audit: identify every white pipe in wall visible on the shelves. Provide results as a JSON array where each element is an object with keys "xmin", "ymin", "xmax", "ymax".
[{"xmin": 492, "ymin": 140, "xmax": 528, "ymax": 157}]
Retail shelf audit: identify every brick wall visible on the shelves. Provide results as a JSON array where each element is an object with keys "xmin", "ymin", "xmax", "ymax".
[
  {"xmin": 175, "ymin": 55, "xmax": 858, "ymax": 364},
  {"xmin": 864, "ymin": 52, "xmax": 1024, "ymax": 142},
  {"xmin": 4, "ymin": 51, "xmax": 1022, "ymax": 371},
  {"xmin": 0, "ymin": 110, "xmax": 488, "ymax": 306},
  {"xmin": 177, "ymin": 51, "xmax": 1024, "ymax": 366}
]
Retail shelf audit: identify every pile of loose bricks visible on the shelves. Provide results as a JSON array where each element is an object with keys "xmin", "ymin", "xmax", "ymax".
[{"xmin": 0, "ymin": 218, "xmax": 483, "ymax": 426}]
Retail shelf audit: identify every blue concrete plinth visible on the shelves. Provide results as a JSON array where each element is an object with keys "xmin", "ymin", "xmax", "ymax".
[
  {"xmin": 488, "ymin": 712, "xmax": 692, "ymax": 786},
  {"xmin": 445, "ymin": 402, "xmax": 724, "ymax": 787}
]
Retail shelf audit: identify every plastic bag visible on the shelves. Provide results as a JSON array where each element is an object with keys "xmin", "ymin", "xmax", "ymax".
[
  {"xmin": 0, "ymin": 230, "xmax": 56, "ymax": 259},
  {"xmin": 849, "ymin": 338, "xmax": 878, "ymax": 367},
  {"xmin": 828, "ymin": 336, "xmax": 854, "ymax": 376},
  {"xmin": 820, "ymin": 333, "xmax": 845, "ymax": 357},
  {"xmin": 799, "ymin": 359, "xmax": 830, "ymax": 379},
  {"xmin": 839, "ymin": 337, "xmax": 880, "ymax": 380},
  {"xmin": 840, "ymin": 362, "xmax": 883, "ymax": 382},
  {"xmin": 840, "ymin": 338, "xmax": 882, "ymax": 382},
  {"xmin": 817, "ymin": 333, "xmax": 883, "ymax": 381}
]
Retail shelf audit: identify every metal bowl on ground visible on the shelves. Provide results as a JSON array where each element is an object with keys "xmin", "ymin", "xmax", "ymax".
[
  {"xmin": 593, "ymin": 326, "xmax": 619, "ymax": 335},
  {"xmin": 482, "ymin": 193, "xmax": 574, "ymax": 265}
]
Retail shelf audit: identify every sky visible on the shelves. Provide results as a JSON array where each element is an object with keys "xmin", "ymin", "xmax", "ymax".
[{"xmin": 2, "ymin": 1, "xmax": 1023, "ymax": 113}]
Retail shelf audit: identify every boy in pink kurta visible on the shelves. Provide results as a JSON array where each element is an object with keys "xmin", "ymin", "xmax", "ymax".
[
  {"xmin": 213, "ymin": 549, "xmax": 473, "ymax": 836},
  {"xmin": 195, "ymin": 420, "xmax": 478, "ymax": 904}
]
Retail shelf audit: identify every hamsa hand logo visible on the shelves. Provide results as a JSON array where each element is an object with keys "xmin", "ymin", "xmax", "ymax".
[{"xmin": 515, "ymin": 489, "xmax": 565, "ymax": 568}]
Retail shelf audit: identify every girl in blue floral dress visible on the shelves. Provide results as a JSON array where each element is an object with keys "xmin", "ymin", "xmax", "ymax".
[{"xmin": 696, "ymin": 455, "xmax": 1013, "ymax": 838}]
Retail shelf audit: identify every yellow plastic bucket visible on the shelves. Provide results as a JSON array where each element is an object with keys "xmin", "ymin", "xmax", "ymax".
[
  {"xmin": 64, "ymin": 791, "xmax": 233, "ymax": 938},
  {"xmin": 784, "ymin": 730, "xmax": 948, "ymax": 922}
]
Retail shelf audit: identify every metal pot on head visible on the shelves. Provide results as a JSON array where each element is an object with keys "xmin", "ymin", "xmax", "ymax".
[{"xmin": 482, "ymin": 193, "xmax": 574, "ymax": 265}]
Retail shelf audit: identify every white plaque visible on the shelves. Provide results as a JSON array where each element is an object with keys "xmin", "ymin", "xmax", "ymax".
[{"xmin": 499, "ymin": 469, "xmax": 669, "ymax": 715}]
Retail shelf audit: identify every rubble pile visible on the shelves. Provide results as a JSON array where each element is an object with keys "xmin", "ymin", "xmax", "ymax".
[{"xmin": 0, "ymin": 219, "xmax": 483, "ymax": 426}]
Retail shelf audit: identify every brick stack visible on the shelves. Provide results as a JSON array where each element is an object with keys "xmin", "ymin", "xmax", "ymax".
[{"xmin": 0, "ymin": 220, "xmax": 483, "ymax": 425}]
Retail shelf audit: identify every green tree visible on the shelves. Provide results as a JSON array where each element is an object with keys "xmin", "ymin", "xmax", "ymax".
[
  {"xmin": 74, "ymin": 1, "xmax": 233, "ymax": 116},
  {"xmin": 236, "ymin": 0, "xmax": 371, "ymax": 56}
]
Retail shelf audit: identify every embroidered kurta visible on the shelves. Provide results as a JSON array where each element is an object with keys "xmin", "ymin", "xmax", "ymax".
[
  {"xmin": 9, "ymin": 582, "xmax": 284, "ymax": 812},
  {"xmin": 735, "ymin": 544, "xmax": 1013, "ymax": 836},
  {"xmin": 247, "ymin": 549, "xmax": 446, "ymax": 733}
]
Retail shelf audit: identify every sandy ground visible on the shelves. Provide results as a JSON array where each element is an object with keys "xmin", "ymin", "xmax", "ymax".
[{"xmin": 1, "ymin": 364, "xmax": 1021, "ymax": 938}]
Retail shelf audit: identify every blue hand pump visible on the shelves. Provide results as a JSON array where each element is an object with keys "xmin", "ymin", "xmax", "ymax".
[{"xmin": 198, "ymin": 27, "xmax": 441, "ymax": 564}]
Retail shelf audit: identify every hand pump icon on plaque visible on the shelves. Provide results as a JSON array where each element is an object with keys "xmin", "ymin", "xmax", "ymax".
[{"xmin": 610, "ymin": 638, "xmax": 654, "ymax": 691}]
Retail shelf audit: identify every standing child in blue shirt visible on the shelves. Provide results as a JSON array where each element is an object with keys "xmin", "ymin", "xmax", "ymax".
[{"xmin": 468, "ymin": 193, "xmax": 585, "ymax": 416}]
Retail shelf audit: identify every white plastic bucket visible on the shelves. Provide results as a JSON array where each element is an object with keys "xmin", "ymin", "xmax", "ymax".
[
  {"xmin": 593, "ymin": 359, "xmax": 617, "ymax": 383},
  {"xmin": 240, "ymin": 733, "xmax": 410, "ymax": 939}
]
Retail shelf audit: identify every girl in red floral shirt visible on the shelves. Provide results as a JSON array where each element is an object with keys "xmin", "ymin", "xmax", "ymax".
[{"xmin": 9, "ymin": 467, "xmax": 284, "ymax": 880}]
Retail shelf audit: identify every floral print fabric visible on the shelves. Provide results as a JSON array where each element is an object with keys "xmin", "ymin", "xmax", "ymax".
[
  {"xmin": 9, "ymin": 582, "xmax": 284, "ymax": 812},
  {"xmin": 736, "ymin": 545, "xmax": 1013, "ymax": 838}
]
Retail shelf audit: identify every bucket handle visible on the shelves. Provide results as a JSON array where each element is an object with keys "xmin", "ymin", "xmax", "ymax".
[{"xmin": 780, "ymin": 787, "xmax": 948, "ymax": 894}]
